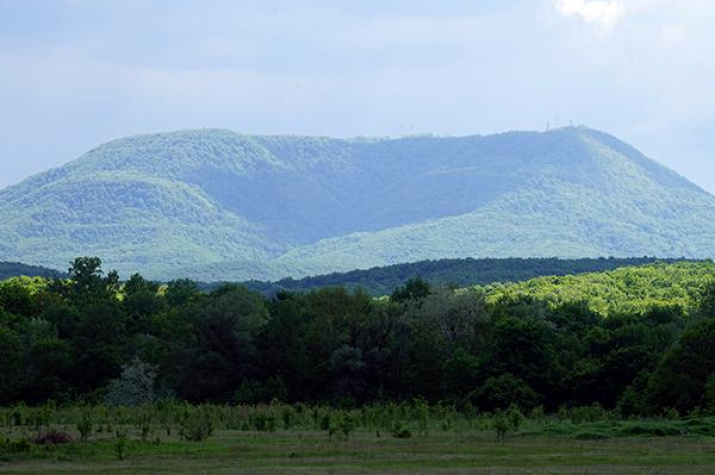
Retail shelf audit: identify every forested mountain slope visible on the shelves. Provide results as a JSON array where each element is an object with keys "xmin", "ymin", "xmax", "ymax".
[
  {"xmin": 1, "ymin": 127, "xmax": 713, "ymax": 280},
  {"xmin": 241, "ymin": 257, "xmax": 685, "ymax": 296},
  {"xmin": 0, "ymin": 262, "xmax": 64, "ymax": 280}
]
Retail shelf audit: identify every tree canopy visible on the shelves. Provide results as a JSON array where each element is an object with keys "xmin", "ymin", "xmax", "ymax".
[{"xmin": 0, "ymin": 259, "xmax": 713, "ymax": 415}]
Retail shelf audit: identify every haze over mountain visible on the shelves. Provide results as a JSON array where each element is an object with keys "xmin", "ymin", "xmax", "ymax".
[{"xmin": 1, "ymin": 126, "xmax": 713, "ymax": 281}]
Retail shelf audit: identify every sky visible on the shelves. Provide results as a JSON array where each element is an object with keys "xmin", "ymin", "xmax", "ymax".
[{"xmin": 1, "ymin": 0, "xmax": 714, "ymax": 192}]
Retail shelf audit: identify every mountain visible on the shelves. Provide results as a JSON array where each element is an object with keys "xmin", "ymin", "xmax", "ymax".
[
  {"xmin": 1, "ymin": 126, "xmax": 713, "ymax": 280},
  {"xmin": 0, "ymin": 262, "xmax": 65, "ymax": 280}
]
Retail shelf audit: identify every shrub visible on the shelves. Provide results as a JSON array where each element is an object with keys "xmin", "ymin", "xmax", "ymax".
[
  {"xmin": 570, "ymin": 404, "xmax": 607, "ymax": 424},
  {"xmin": 250, "ymin": 411, "xmax": 276, "ymax": 432},
  {"xmin": 0, "ymin": 437, "xmax": 34, "ymax": 454},
  {"xmin": 493, "ymin": 410, "xmax": 511, "ymax": 441},
  {"xmin": 506, "ymin": 404, "xmax": 524, "ymax": 431},
  {"xmin": 77, "ymin": 412, "xmax": 93, "ymax": 442},
  {"xmin": 336, "ymin": 411, "xmax": 354, "ymax": 440},
  {"xmin": 617, "ymin": 386, "xmax": 645, "ymax": 418},
  {"xmin": 474, "ymin": 374, "xmax": 539, "ymax": 411},
  {"xmin": 530, "ymin": 405, "xmax": 545, "ymax": 422},
  {"xmin": 114, "ymin": 435, "xmax": 128, "ymax": 460},
  {"xmin": 391, "ymin": 422, "xmax": 412, "ymax": 439},
  {"xmin": 281, "ymin": 407, "xmax": 294, "ymax": 430},
  {"xmin": 180, "ymin": 408, "xmax": 214, "ymax": 442},
  {"xmin": 320, "ymin": 413, "xmax": 332, "ymax": 431}
]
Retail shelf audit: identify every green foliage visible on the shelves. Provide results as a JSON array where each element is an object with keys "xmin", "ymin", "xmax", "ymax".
[
  {"xmin": 77, "ymin": 411, "xmax": 93, "ymax": 442},
  {"xmin": 0, "ymin": 437, "xmax": 33, "ymax": 455},
  {"xmin": 647, "ymin": 319, "xmax": 715, "ymax": 413},
  {"xmin": 114, "ymin": 434, "xmax": 128, "ymax": 460},
  {"xmin": 698, "ymin": 280, "xmax": 715, "ymax": 318},
  {"xmin": 391, "ymin": 277, "xmax": 431, "ymax": 302},
  {"xmin": 486, "ymin": 261, "xmax": 715, "ymax": 317},
  {"xmin": 335, "ymin": 411, "xmax": 355, "ymax": 440},
  {"xmin": 249, "ymin": 411, "xmax": 276, "ymax": 433},
  {"xmin": 474, "ymin": 374, "xmax": 540, "ymax": 411},
  {"xmin": 179, "ymin": 407, "xmax": 214, "ymax": 442},
  {"xmin": 245, "ymin": 257, "xmax": 676, "ymax": 297},
  {"xmin": 492, "ymin": 410, "xmax": 511, "ymax": 441},
  {"xmin": 506, "ymin": 404, "xmax": 525, "ymax": 430},
  {"xmin": 568, "ymin": 404, "xmax": 608, "ymax": 424},
  {"xmin": 0, "ymin": 326, "xmax": 21, "ymax": 404},
  {"xmin": 1, "ymin": 259, "xmax": 714, "ymax": 418},
  {"xmin": 391, "ymin": 422, "xmax": 412, "ymax": 439}
]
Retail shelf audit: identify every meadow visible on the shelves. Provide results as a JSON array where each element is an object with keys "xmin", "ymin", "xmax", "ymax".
[{"xmin": 3, "ymin": 403, "xmax": 715, "ymax": 474}]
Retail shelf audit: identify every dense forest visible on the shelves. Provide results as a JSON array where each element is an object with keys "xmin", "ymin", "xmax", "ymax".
[
  {"xmin": 241, "ymin": 256, "xmax": 687, "ymax": 296},
  {"xmin": 1, "ymin": 258, "xmax": 715, "ymax": 416}
]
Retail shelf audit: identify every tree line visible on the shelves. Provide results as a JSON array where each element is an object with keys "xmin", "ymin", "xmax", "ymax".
[
  {"xmin": 1, "ymin": 257, "xmax": 714, "ymax": 416},
  {"xmin": 240, "ymin": 256, "xmax": 684, "ymax": 296}
]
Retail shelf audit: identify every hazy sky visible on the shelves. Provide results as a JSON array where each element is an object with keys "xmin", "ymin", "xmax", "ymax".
[{"xmin": 1, "ymin": 0, "xmax": 714, "ymax": 192}]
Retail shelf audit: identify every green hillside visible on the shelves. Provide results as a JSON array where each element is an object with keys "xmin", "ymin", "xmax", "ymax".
[
  {"xmin": 1, "ymin": 127, "xmax": 713, "ymax": 280},
  {"xmin": 0, "ymin": 262, "xmax": 64, "ymax": 280},
  {"xmin": 241, "ymin": 257, "xmax": 685, "ymax": 296}
]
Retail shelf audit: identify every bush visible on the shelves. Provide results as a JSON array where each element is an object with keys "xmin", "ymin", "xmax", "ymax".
[
  {"xmin": 77, "ymin": 412, "xmax": 93, "ymax": 442},
  {"xmin": 529, "ymin": 405, "xmax": 545, "ymax": 421},
  {"xmin": 114, "ymin": 436, "xmax": 129, "ymax": 460},
  {"xmin": 391, "ymin": 422, "xmax": 412, "ymax": 439},
  {"xmin": 336, "ymin": 411, "xmax": 355, "ymax": 440},
  {"xmin": 506, "ymin": 404, "xmax": 524, "ymax": 431},
  {"xmin": 473, "ymin": 374, "xmax": 539, "ymax": 411},
  {"xmin": 570, "ymin": 404, "xmax": 608, "ymax": 424},
  {"xmin": 180, "ymin": 408, "xmax": 214, "ymax": 442},
  {"xmin": 281, "ymin": 407, "xmax": 294, "ymax": 430},
  {"xmin": 250, "ymin": 411, "xmax": 276, "ymax": 432},
  {"xmin": 617, "ymin": 386, "xmax": 645, "ymax": 418},
  {"xmin": 0, "ymin": 437, "xmax": 34, "ymax": 454},
  {"xmin": 320, "ymin": 413, "xmax": 332, "ymax": 431},
  {"xmin": 492, "ymin": 410, "xmax": 511, "ymax": 441}
]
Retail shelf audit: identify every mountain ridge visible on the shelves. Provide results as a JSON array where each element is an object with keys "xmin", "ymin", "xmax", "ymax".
[{"xmin": 1, "ymin": 126, "xmax": 713, "ymax": 281}]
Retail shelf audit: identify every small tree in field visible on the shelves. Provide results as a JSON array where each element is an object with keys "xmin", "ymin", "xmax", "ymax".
[
  {"xmin": 105, "ymin": 358, "xmax": 158, "ymax": 406},
  {"xmin": 493, "ymin": 410, "xmax": 510, "ymax": 441}
]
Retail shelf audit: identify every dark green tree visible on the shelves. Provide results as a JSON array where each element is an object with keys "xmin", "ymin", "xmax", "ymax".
[
  {"xmin": 391, "ymin": 277, "xmax": 431, "ymax": 303},
  {"xmin": 647, "ymin": 319, "xmax": 715, "ymax": 413},
  {"xmin": 176, "ymin": 285, "xmax": 268, "ymax": 402}
]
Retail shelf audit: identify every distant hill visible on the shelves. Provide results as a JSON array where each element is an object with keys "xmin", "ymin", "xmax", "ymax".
[
  {"xmin": 1, "ymin": 126, "xmax": 714, "ymax": 280},
  {"xmin": 0, "ymin": 262, "xmax": 64, "ymax": 280},
  {"xmin": 241, "ymin": 257, "xmax": 689, "ymax": 296}
]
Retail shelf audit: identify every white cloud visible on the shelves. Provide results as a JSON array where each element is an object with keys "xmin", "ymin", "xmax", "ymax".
[{"xmin": 554, "ymin": 0, "xmax": 625, "ymax": 30}]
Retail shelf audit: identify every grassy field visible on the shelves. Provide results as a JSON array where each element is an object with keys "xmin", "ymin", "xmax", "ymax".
[{"xmin": 4, "ymin": 420, "xmax": 715, "ymax": 474}]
